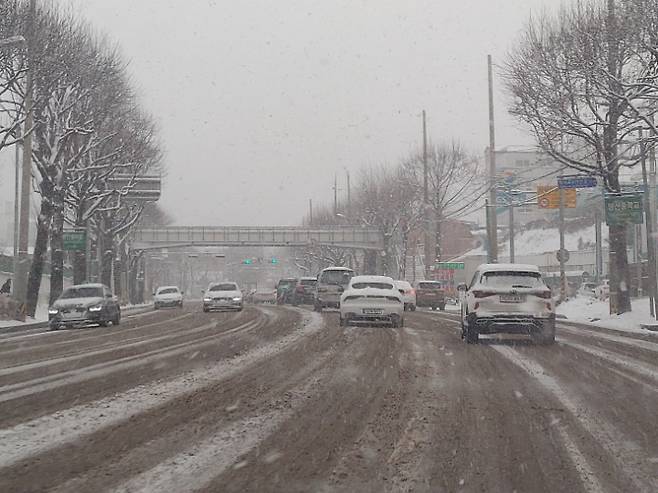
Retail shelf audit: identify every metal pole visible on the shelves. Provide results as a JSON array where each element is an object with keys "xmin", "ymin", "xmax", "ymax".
[
  {"xmin": 13, "ymin": 126, "xmax": 21, "ymax": 261},
  {"xmin": 423, "ymin": 110, "xmax": 432, "ymax": 278},
  {"xmin": 640, "ymin": 138, "xmax": 656, "ymax": 317},
  {"xmin": 333, "ymin": 174, "xmax": 338, "ymax": 216},
  {"xmin": 15, "ymin": 0, "xmax": 36, "ymax": 307},
  {"xmin": 559, "ymin": 182, "xmax": 567, "ymax": 301},
  {"xmin": 509, "ymin": 201, "xmax": 515, "ymax": 263},
  {"xmin": 595, "ymin": 208, "xmax": 603, "ymax": 282},
  {"xmin": 487, "ymin": 55, "xmax": 498, "ymax": 263},
  {"xmin": 309, "ymin": 199, "xmax": 313, "ymax": 225},
  {"xmin": 346, "ymin": 169, "xmax": 351, "ymax": 215}
]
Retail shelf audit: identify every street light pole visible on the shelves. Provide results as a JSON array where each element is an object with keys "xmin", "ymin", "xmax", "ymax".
[
  {"xmin": 487, "ymin": 55, "xmax": 498, "ymax": 263},
  {"xmin": 15, "ymin": 0, "xmax": 36, "ymax": 309}
]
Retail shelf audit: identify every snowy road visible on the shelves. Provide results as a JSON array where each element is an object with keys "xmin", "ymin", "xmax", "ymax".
[{"xmin": 0, "ymin": 305, "xmax": 656, "ymax": 492}]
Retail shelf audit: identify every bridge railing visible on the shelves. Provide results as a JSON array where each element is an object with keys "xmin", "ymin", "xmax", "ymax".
[{"xmin": 132, "ymin": 226, "xmax": 384, "ymax": 250}]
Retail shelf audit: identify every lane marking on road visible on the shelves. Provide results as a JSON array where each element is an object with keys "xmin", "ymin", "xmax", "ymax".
[
  {"xmin": 557, "ymin": 339, "xmax": 658, "ymax": 385},
  {"xmin": 0, "ymin": 311, "xmax": 323, "ymax": 469},
  {"xmin": 493, "ymin": 345, "xmax": 657, "ymax": 492},
  {"xmin": 558, "ymin": 324, "xmax": 658, "ymax": 354},
  {"xmin": 111, "ymin": 355, "xmax": 329, "ymax": 493}
]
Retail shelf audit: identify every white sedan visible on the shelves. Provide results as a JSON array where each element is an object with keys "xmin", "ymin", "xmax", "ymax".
[
  {"xmin": 339, "ymin": 275, "xmax": 404, "ymax": 327},
  {"xmin": 394, "ymin": 280, "xmax": 417, "ymax": 311},
  {"xmin": 153, "ymin": 286, "xmax": 184, "ymax": 309}
]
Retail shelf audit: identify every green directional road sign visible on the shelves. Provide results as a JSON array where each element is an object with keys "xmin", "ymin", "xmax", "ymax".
[
  {"xmin": 63, "ymin": 230, "xmax": 86, "ymax": 251},
  {"xmin": 604, "ymin": 194, "xmax": 644, "ymax": 226},
  {"xmin": 436, "ymin": 262, "xmax": 465, "ymax": 270}
]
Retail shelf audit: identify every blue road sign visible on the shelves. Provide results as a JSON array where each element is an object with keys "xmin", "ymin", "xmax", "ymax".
[{"xmin": 558, "ymin": 176, "xmax": 597, "ymax": 189}]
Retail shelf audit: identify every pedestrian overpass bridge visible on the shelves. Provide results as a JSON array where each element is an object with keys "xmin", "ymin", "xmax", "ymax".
[{"xmin": 131, "ymin": 226, "xmax": 384, "ymax": 252}]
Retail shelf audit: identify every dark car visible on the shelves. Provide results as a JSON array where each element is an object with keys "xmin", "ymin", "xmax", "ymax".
[
  {"xmin": 292, "ymin": 277, "xmax": 317, "ymax": 305},
  {"xmin": 415, "ymin": 281, "xmax": 446, "ymax": 310},
  {"xmin": 49, "ymin": 283, "xmax": 121, "ymax": 330},
  {"xmin": 276, "ymin": 278, "xmax": 298, "ymax": 304}
]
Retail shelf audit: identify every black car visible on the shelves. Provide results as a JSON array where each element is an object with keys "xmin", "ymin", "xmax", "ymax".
[
  {"xmin": 276, "ymin": 278, "xmax": 298, "ymax": 304},
  {"xmin": 292, "ymin": 277, "xmax": 317, "ymax": 305},
  {"xmin": 49, "ymin": 283, "xmax": 121, "ymax": 330}
]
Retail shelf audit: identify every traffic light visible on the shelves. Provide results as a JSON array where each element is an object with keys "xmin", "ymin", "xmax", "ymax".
[
  {"xmin": 271, "ymin": 258, "xmax": 278, "ymax": 264},
  {"xmin": 243, "ymin": 258, "xmax": 253, "ymax": 265}
]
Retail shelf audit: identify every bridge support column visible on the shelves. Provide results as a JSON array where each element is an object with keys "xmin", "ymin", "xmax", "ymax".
[{"xmin": 364, "ymin": 250, "xmax": 378, "ymax": 275}]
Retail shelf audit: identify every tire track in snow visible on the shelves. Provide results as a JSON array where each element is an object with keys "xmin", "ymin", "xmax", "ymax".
[
  {"xmin": 493, "ymin": 345, "xmax": 657, "ymax": 492},
  {"xmin": 0, "ymin": 311, "xmax": 323, "ymax": 469}
]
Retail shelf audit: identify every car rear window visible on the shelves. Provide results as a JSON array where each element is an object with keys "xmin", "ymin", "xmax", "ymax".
[
  {"xmin": 278, "ymin": 280, "xmax": 297, "ymax": 287},
  {"xmin": 352, "ymin": 282, "xmax": 394, "ymax": 290},
  {"xmin": 300, "ymin": 279, "xmax": 316, "ymax": 286},
  {"xmin": 209, "ymin": 283, "xmax": 237, "ymax": 291},
  {"xmin": 157, "ymin": 288, "xmax": 179, "ymax": 295},
  {"xmin": 60, "ymin": 287, "xmax": 103, "ymax": 299},
  {"xmin": 320, "ymin": 270, "xmax": 354, "ymax": 285},
  {"xmin": 481, "ymin": 271, "xmax": 544, "ymax": 288},
  {"xmin": 419, "ymin": 282, "xmax": 442, "ymax": 289}
]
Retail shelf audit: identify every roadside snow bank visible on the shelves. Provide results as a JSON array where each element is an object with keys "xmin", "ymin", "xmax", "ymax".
[{"xmin": 557, "ymin": 296, "xmax": 658, "ymax": 334}]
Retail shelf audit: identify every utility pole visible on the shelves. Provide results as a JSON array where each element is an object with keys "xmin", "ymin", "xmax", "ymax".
[
  {"xmin": 595, "ymin": 208, "xmax": 603, "ymax": 282},
  {"xmin": 309, "ymin": 199, "xmax": 313, "ymax": 225},
  {"xmin": 559, "ymin": 179, "xmax": 567, "ymax": 302},
  {"xmin": 345, "ymin": 168, "xmax": 351, "ymax": 215},
  {"xmin": 15, "ymin": 0, "xmax": 36, "ymax": 308},
  {"xmin": 487, "ymin": 55, "xmax": 498, "ymax": 263},
  {"xmin": 333, "ymin": 174, "xmax": 338, "ymax": 216},
  {"xmin": 13, "ymin": 126, "xmax": 21, "ymax": 261},
  {"xmin": 640, "ymin": 135, "xmax": 657, "ymax": 317},
  {"xmin": 508, "ymin": 198, "xmax": 515, "ymax": 263},
  {"xmin": 423, "ymin": 110, "xmax": 432, "ymax": 279}
]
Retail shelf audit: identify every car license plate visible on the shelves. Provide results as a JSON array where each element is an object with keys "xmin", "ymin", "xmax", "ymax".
[
  {"xmin": 363, "ymin": 308, "xmax": 383, "ymax": 315},
  {"xmin": 500, "ymin": 294, "xmax": 525, "ymax": 303}
]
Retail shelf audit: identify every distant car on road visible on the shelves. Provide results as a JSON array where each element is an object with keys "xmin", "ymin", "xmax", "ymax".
[
  {"xmin": 415, "ymin": 281, "xmax": 446, "ymax": 311},
  {"xmin": 153, "ymin": 286, "xmax": 183, "ymax": 309},
  {"xmin": 292, "ymin": 277, "xmax": 317, "ymax": 305},
  {"xmin": 394, "ymin": 280, "xmax": 416, "ymax": 311},
  {"xmin": 459, "ymin": 263, "xmax": 555, "ymax": 345},
  {"xmin": 202, "ymin": 282, "xmax": 243, "ymax": 312},
  {"xmin": 315, "ymin": 267, "xmax": 355, "ymax": 312},
  {"xmin": 340, "ymin": 275, "xmax": 404, "ymax": 327},
  {"xmin": 276, "ymin": 278, "xmax": 298, "ymax": 304},
  {"xmin": 49, "ymin": 283, "xmax": 121, "ymax": 330},
  {"xmin": 252, "ymin": 287, "xmax": 277, "ymax": 304}
]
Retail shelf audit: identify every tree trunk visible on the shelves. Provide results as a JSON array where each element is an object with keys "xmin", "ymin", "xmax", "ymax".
[
  {"xmin": 26, "ymin": 203, "xmax": 53, "ymax": 317},
  {"xmin": 49, "ymin": 207, "xmax": 64, "ymax": 305},
  {"xmin": 73, "ymin": 250, "xmax": 86, "ymax": 284},
  {"xmin": 606, "ymin": 170, "xmax": 632, "ymax": 314}
]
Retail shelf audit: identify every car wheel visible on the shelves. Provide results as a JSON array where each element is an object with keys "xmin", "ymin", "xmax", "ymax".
[
  {"xmin": 410, "ymin": 305, "xmax": 416, "ymax": 312},
  {"xmin": 439, "ymin": 304, "xmax": 446, "ymax": 311},
  {"xmin": 398, "ymin": 317, "xmax": 405, "ymax": 328},
  {"xmin": 533, "ymin": 320, "xmax": 556, "ymax": 345},
  {"xmin": 154, "ymin": 304, "xmax": 159, "ymax": 310},
  {"xmin": 314, "ymin": 302, "xmax": 322, "ymax": 312},
  {"xmin": 99, "ymin": 320, "xmax": 109, "ymax": 328},
  {"xmin": 339, "ymin": 316, "xmax": 345, "ymax": 327},
  {"xmin": 465, "ymin": 325, "xmax": 479, "ymax": 344},
  {"xmin": 203, "ymin": 307, "xmax": 209, "ymax": 313},
  {"xmin": 49, "ymin": 322, "xmax": 59, "ymax": 331}
]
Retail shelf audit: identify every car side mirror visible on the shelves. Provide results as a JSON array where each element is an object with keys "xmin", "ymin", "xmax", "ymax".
[{"xmin": 457, "ymin": 283, "xmax": 468, "ymax": 292}]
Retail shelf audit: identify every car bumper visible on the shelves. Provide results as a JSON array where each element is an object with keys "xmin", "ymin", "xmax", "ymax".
[
  {"xmin": 469, "ymin": 313, "xmax": 555, "ymax": 334},
  {"xmin": 203, "ymin": 301, "xmax": 242, "ymax": 310},
  {"xmin": 416, "ymin": 298, "xmax": 445, "ymax": 306},
  {"xmin": 154, "ymin": 299, "xmax": 182, "ymax": 308},
  {"xmin": 341, "ymin": 304, "xmax": 403, "ymax": 324},
  {"xmin": 49, "ymin": 312, "xmax": 104, "ymax": 327}
]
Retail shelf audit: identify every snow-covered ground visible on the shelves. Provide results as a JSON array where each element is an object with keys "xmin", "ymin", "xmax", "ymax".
[
  {"xmin": 557, "ymin": 296, "xmax": 658, "ymax": 334},
  {"xmin": 0, "ymin": 305, "xmax": 48, "ymax": 328}
]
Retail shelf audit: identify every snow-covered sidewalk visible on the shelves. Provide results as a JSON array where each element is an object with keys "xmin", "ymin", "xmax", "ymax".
[{"xmin": 557, "ymin": 296, "xmax": 658, "ymax": 334}]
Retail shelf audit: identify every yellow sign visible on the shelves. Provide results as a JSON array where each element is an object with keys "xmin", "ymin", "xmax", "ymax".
[{"xmin": 537, "ymin": 186, "xmax": 577, "ymax": 209}]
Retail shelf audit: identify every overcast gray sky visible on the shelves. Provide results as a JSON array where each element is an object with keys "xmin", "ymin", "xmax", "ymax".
[{"xmin": 54, "ymin": 0, "xmax": 567, "ymax": 226}]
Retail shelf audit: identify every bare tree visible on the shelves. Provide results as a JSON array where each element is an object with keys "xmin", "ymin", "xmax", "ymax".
[{"xmin": 503, "ymin": 0, "xmax": 658, "ymax": 313}]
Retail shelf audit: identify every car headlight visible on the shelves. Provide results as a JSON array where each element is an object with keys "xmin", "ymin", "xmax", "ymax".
[
  {"xmin": 203, "ymin": 297, "xmax": 212, "ymax": 302},
  {"xmin": 48, "ymin": 308, "xmax": 59, "ymax": 315},
  {"xmin": 88, "ymin": 305, "xmax": 103, "ymax": 312},
  {"xmin": 233, "ymin": 297, "xmax": 242, "ymax": 302}
]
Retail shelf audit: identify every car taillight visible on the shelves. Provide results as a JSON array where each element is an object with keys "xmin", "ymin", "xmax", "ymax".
[
  {"xmin": 408, "ymin": 289, "xmax": 415, "ymax": 295},
  {"xmin": 472, "ymin": 290, "xmax": 495, "ymax": 298},
  {"xmin": 344, "ymin": 295, "xmax": 363, "ymax": 301}
]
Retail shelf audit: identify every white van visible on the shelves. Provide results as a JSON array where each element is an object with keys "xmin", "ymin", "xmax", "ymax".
[{"xmin": 314, "ymin": 266, "xmax": 355, "ymax": 311}]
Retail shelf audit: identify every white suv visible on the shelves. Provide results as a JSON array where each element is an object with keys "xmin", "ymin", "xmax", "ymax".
[{"xmin": 459, "ymin": 264, "xmax": 555, "ymax": 344}]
